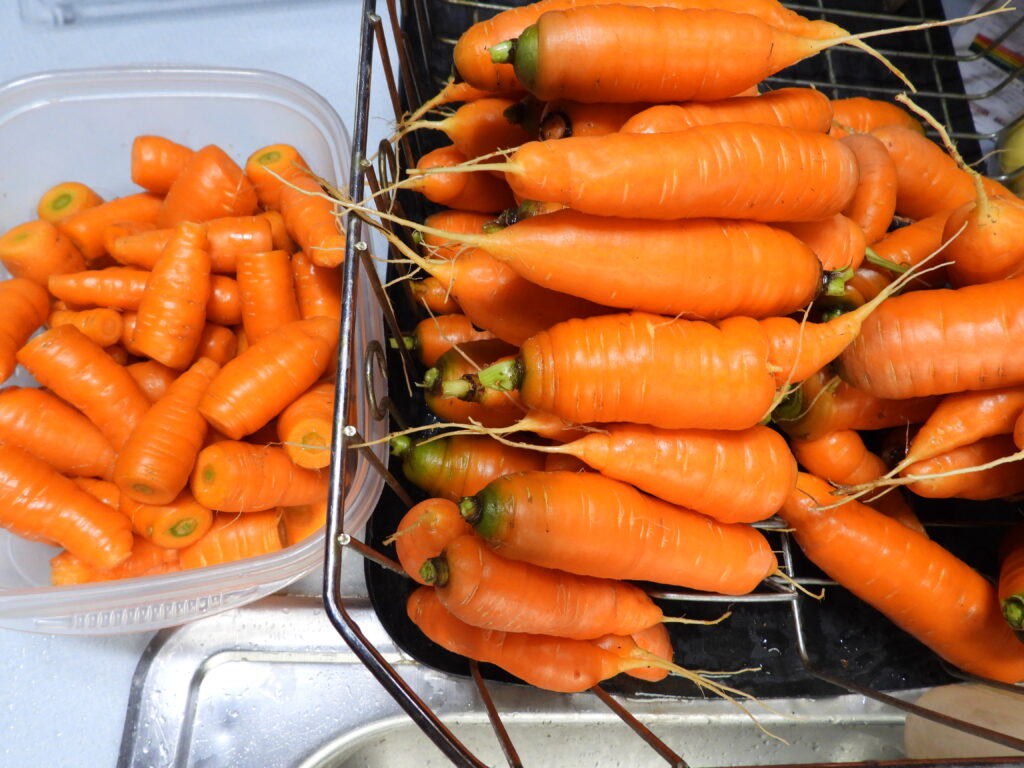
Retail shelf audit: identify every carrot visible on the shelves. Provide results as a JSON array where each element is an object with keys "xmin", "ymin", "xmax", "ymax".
[
  {"xmin": 409, "ymin": 278, "xmax": 460, "ymax": 316},
  {"xmin": 190, "ymin": 323, "xmax": 237, "ymax": 367},
  {"xmin": 460, "ymin": 470, "xmax": 777, "ymax": 595},
  {"xmin": 898, "ymin": 434, "xmax": 1024, "ymax": 501},
  {"xmin": 395, "ymin": 97, "xmax": 532, "ymax": 159},
  {"xmin": 198, "ymin": 316, "xmax": 336, "ymax": 440},
  {"xmin": 276, "ymin": 381, "xmax": 335, "ymax": 469},
  {"xmin": 837, "ymin": 278, "xmax": 1024, "ymax": 400},
  {"xmin": 942, "ymin": 194, "xmax": 1024, "ymax": 287},
  {"xmin": 291, "ymin": 249, "xmax": 341, "ymax": 321},
  {"xmin": 424, "ymin": 339, "xmax": 524, "ymax": 428},
  {"xmin": 179, "ymin": 510, "xmax": 285, "ymax": 569},
  {"xmin": 478, "ymin": 417, "xmax": 797, "ymax": 524},
  {"xmin": 998, "ymin": 523, "xmax": 1024, "ymax": 640},
  {"xmin": 260, "ymin": 210, "xmax": 297, "ymax": 253},
  {"xmin": 278, "ymin": 170, "xmax": 346, "ymax": 269},
  {"xmin": 0, "ymin": 443, "xmax": 133, "ymax": 570},
  {"xmin": 421, "ymin": 533, "xmax": 665, "ymax": 639},
  {"xmin": 0, "ymin": 386, "xmax": 117, "ymax": 479},
  {"xmin": 780, "ymin": 472, "xmax": 1024, "ymax": 684},
  {"xmin": 281, "ymin": 500, "xmax": 326, "ymax": 545},
  {"xmin": 0, "ymin": 219, "xmax": 87, "ymax": 285},
  {"xmin": 406, "ymin": 144, "xmax": 516, "ymax": 213},
  {"xmin": 16, "ymin": 325, "xmax": 150, "ymax": 451},
  {"xmin": 829, "ymin": 96, "xmax": 923, "ymax": 137},
  {"xmin": 790, "ymin": 429, "xmax": 924, "ymax": 535},
  {"xmin": 190, "ymin": 440, "xmax": 328, "ymax": 512},
  {"xmin": 390, "ymin": 433, "xmax": 545, "ymax": 502},
  {"xmin": 206, "ymin": 275, "xmax": 243, "ymax": 326},
  {"xmin": 121, "ymin": 489, "xmax": 214, "ymax": 549},
  {"xmin": 47, "ymin": 307, "xmax": 123, "ymax": 348},
  {"xmin": 775, "ymin": 213, "xmax": 867, "ymax": 273},
  {"xmin": 868, "ymin": 210, "xmax": 951, "ymax": 289},
  {"xmin": 125, "ymin": 360, "xmax": 177, "ymax": 403},
  {"xmin": 839, "ymin": 133, "xmax": 899, "ymax": 245},
  {"xmin": 57, "ymin": 192, "xmax": 163, "ymax": 262},
  {"xmin": 396, "ymin": 314, "xmax": 495, "ymax": 367},
  {"xmin": 245, "ymin": 143, "xmax": 309, "ymax": 211},
  {"xmin": 36, "ymin": 181, "xmax": 104, "ymax": 223},
  {"xmin": 0, "ymin": 277, "xmax": 49, "ymax": 383},
  {"xmin": 621, "ymin": 88, "xmax": 832, "ymax": 135},
  {"xmin": 158, "ymin": 144, "xmax": 258, "ymax": 227},
  {"xmin": 130, "ymin": 221, "xmax": 211, "ymax": 369},
  {"xmin": 421, "ymin": 209, "xmax": 497, "ymax": 260},
  {"xmin": 73, "ymin": 477, "xmax": 123, "ymax": 509},
  {"xmin": 113, "ymin": 356, "xmax": 219, "ymax": 504},
  {"xmin": 592, "ymin": 624, "xmax": 673, "ymax": 682},
  {"xmin": 389, "ymin": 498, "xmax": 475, "ymax": 585},
  {"xmin": 538, "ymin": 100, "xmax": 649, "ymax": 139},
  {"xmin": 47, "ymin": 266, "xmax": 151, "ymax": 310},
  {"xmin": 109, "ymin": 216, "xmax": 273, "ymax": 273},
  {"xmin": 236, "ymin": 249, "xmax": 301, "ymax": 342},
  {"xmin": 131, "ymin": 134, "xmax": 194, "ymax": 194},
  {"xmin": 50, "ymin": 535, "xmax": 180, "ymax": 586}
]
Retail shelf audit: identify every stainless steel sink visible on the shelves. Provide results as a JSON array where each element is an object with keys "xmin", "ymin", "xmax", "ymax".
[{"xmin": 118, "ymin": 593, "xmax": 920, "ymax": 768}]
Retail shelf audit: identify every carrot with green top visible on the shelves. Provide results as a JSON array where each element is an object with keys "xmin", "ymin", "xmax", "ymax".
[
  {"xmin": 424, "ymin": 339, "xmax": 524, "ymax": 428},
  {"xmin": 998, "ymin": 523, "xmax": 1024, "ymax": 641},
  {"xmin": 36, "ymin": 181, "xmax": 104, "ymax": 223},
  {"xmin": 16, "ymin": 324, "xmax": 150, "ymax": 451},
  {"xmin": 0, "ymin": 277, "xmax": 49, "ymax": 383},
  {"xmin": 131, "ymin": 134, "xmax": 194, "ymax": 194},
  {"xmin": 277, "ymin": 381, "xmax": 335, "ymax": 469},
  {"xmin": 179, "ymin": 510, "xmax": 285, "ymax": 569},
  {"xmin": 158, "ymin": 144, "xmax": 258, "ymax": 227},
  {"xmin": 0, "ymin": 219, "xmax": 86, "ymax": 285},
  {"xmin": 57, "ymin": 192, "xmax": 163, "ymax": 262},
  {"xmin": 236, "ymin": 249, "xmax": 301, "ymax": 342}
]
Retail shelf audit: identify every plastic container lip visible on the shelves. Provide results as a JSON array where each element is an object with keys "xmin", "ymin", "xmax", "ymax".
[{"xmin": 0, "ymin": 64, "xmax": 386, "ymax": 635}]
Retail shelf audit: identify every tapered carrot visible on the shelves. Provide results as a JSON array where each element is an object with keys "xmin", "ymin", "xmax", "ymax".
[
  {"xmin": 780, "ymin": 472, "xmax": 1024, "ymax": 684},
  {"xmin": 869, "ymin": 210, "xmax": 951, "ymax": 289},
  {"xmin": 829, "ymin": 96, "xmax": 923, "ymax": 137},
  {"xmin": 190, "ymin": 440, "xmax": 328, "ymax": 512},
  {"xmin": 158, "ymin": 144, "xmax": 258, "ymax": 227},
  {"xmin": 277, "ymin": 170, "xmax": 346, "ymax": 269},
  {"xmin": 109, "ymin": 216, "xmax": 273, "ymax": 273},
  {"xmin": 389, "ymin": 498, "xmax": 476, "ymax": 585},
  {"xmin": 121, "ymin": 489, "xmax": 214, "ymax": 549},
  {"xmin": 390, "ymin": 433, "xmax": 545, "ymax": 502},
  {"xmin": 236, "ymin": 249, "xmax": 301, "ymax": 342},
  {"xmin": 839, "ymin": 133, "xmax": 899, "ymax": 245},
  {"xmin": 593, "ymin": 624, "xmax": 673, "ymax": 682},
  {"xmin": 198, "ymin": 316, "xmax": 337, "ymax": 440},
  {"xmin": 621, "ymin": 88, "xmax": 832, "ymax": 135},
  {"xmin": 47, "ymin": 307, "xmax": 123, "ymax": 348},
  {"xmin": 409, "ymin": 277, "xmax": 460, "ymax": 315},
  {"xmin": 0, "ymin": 443, "xmax": 133, "ymax": 571},
  {"xmin": 291, "ymin": 249, "xmax": 341, "ymax": 321},
  {"xmin": 73, "ymin": 477, "xmax": 122, "ymax": 509},
  {"xmin": 0, "ymin": 277, "xmax": 49, "ymax": 383},
  {"xmin": 0, "ymin": 219, "xmax": 87, "ymax": 285},
  {"xmin": 899, "ymin": 434, "xmax": 1024, "ymax": 501},
  {"xmin": 395, "ymin": 97, "xmax": 532, "ymax": 159},
  {"xmin": 281, "ymin": 500, "xmax": 326, "ymax": 545},
  {"xmin": 425, "ymin": 339, "xmax": 524, "ymax": 428},
  {"xmin": 461, "ymin": 470, "xmax": 777, "ymax": 595},
  {"xmin": 538, "ymin": 100, "xmax": 649, "ymax": 139},
  {"xmin": 16, "ymin": 325, "xmax": 150, "ymax": 451},
  {"xmin": 942, "ymin": 194, "xmax": 1024, "ymax": 287},
  {"xmin": 245, "ymin": 143, "xmax": 309, "ymax": 211},
  {"xmin": 36, "ymin": 181, "xmax": 104, "ymax": 223},
  {"xmin": 114, "ymin": 356, "xmax": 219, "ymax": 504},
  {"xmin": 57, "ymin": 192, "xmax": 163, "ymax": 262},
  {"xmin": 0, "ymin": 386, "xmax": 117, "ymax": 479},
  {"xmin": 131, "ymin": 221, "xmax": 211, "ymax": 369},
  {"xmin": 407, "ymin": 145, "xmax": 517, "ymax": 213},
  {"xmin": 47, "ymin": 266, "xmax": 151, "ymax": 310},
  {"xmin": 126, "ymin": 360, "xmax": 178, "ymax": 403},
  {"xmin": 776, "ymin": 213, "xmax": 867, "ymax": 273},
  {"xmin": 998, "ymin": 523, "xmax": 1024, "ymax": 639},
  {"xmin": 188, "ymin": 323, "xmax": 236, "ymax": 367},
  {"xmin": 50, "ymin": 535, "xmax": 180, "ymax": 585},
  {"xmin": 131, "ymin": 134, "xmax": 194, "ymax": 194},
  {"xmin": 396, "ymin": 314, "xmax": 495, "ymax": 367},
  {"xmin": 179, "ymin": 510, "xmax": 285, "ymax": 569},
  {"xmin": 420, "ymin": 209, "xmax": 497, "ymax": 260},
  {"xmin": 277, "ymin": 381, "xmax": 335, "ymax": 469}
]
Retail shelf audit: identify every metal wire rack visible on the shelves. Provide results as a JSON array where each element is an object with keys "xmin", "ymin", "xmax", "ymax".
[{"xmin": 321, "ymin": 1, "xmax": 1024, "ymax": 765}]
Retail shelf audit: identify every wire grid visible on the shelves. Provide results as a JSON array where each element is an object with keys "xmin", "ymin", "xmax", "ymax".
[{"xmin": 321, "ymin": 1, "xmax": 1024, "ymax": 766}]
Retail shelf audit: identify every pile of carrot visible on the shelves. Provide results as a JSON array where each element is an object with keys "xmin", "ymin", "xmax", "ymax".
[
  {"xmin": 0, "ymin": 133, "xmax": 344, "ymax": 586},
  {"xmin": 346, "ymin": 0, "xmax": 1024, "ymax": 705}
]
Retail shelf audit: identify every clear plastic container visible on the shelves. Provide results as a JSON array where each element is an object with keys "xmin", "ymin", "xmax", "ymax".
[{"xmin": 0, "ymin": 66, "xmax": 387, "ymax": 634}]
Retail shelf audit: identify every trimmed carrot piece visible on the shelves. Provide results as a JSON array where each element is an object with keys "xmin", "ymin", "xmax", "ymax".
[
  {"xmin": 57, "ymin": 192, "xmax": 163, "ymax": 262},
  {"xmin": 158, "ymin": 144, "xmax": 258, "ymax": 227},
  {"xmin": 16, "ymin": 325, "xmax": 151, "ymax": 451},
  {"xmin": 278, "ymin": 170, "xmax": 347, "ymax": 268},
  {"xmin": 131, "ymin": 135, "xmax": 194, "ymax": 194},
  {"xmin": 245, "ymin": 143, "xmax": 309, "ymax": 211},
  {"xmin": 0, "ymin": 219, "xmax": 87, "ymax": 285},
  {"xmin": 0, "ymin": 443, "xmax": 133, "ymax": 570},
  {"xmin": 390, "ymin": 498, "xmax": 475, "ymax": 584},
  {"xmin": 0, "ymin": 277, "xmax": 49, "ymax": 383},
  {"xmin": 190, "ymin": 440, "xmax": 328, "ymax": 512},
  {"xmin": 539, "ymin": 100, "xmax": 651, "ymax": 139},
  {"xmin": 260, "ymin": 210, "xmax": 297, "ymax": 253},
  {"xmin": 281, "ymin": 500, "xmax": 326, "ymax": 546},
  {"xmin": 399, "ymin": 314, "xmax": 496, "ymax": 367},
  {"xmin": 276, "ymin": 381, "xmax": 335, "ymax": 469},
  {"xmin": 121, "ymin": 490, "xmax": 214, "ymax": 549},
  {"xmin": 126, "ymin": 360, "xmax": 178, "ymax": 404},
  {"xmin": 236, "ymin": 249, "xmax": 301, "ymax": 342},
  {"xmin": 409, "ymin": 277, "xmax": 460, "ymax": 315},
  {"xmin": 0, "ymin": 386, "xmax": 117, "ymax": 479},
  {"xmin": 48, "ymin": 266, "xmax": 150, "ymax": 310},
  {"xmin": 50, "ymin": 535, "xmax": 179, "ymax": 585},
  {"xmin": 47, "ymin": 307, "xmax": 123, "ymax": 348},
  {"xmin": 179, "ymin": 510, "xmax": 285, "ymax": 569},
  {"xmin": 291, "ymin": 249, "xmax": 341, "ymax": 321},
  {"xmin": 36, "ymin": 181, "xmax": 104, "ymax": 223},
  {"xmin": 191, "ymin": 323, "xmax": 237, "ymax": 367}
]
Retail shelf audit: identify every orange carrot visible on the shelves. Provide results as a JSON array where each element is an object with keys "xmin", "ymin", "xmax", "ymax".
[
  {"xmin": 398, "ymin": 314, "xmax": 495, "ymax": 367},
  {"xmin": 839, "ymin": 133, "xmax": 899, "ymax": 245},
  {"xmin": 998, "ymin": 523, "xmax": 1024, "ymax": 639},
  {"xmin": 420, "ymin": 209, "xmax": 497, "ymax": 260},
  {"xmin": 424, "ymin": 339, "xmax": 524, "ymax": 428},
  {"xmin": 0, "ymin": 386, "xmax": 117, "ymax": 479},
  {"xmin": 942, "ymin": 194, "xmax": 1024, "ymax": 287},
  {"xmin": 291, "ymin": 249, "xmax": 341, "ymax": 321},
  {"xmin": 57, "ymin": 192, "xmax": 163, "ymax": 262},
  {"xmin": 281, "ymin": 500, "xmax": 326, "ymax": 545},
  {"xmin": 121, "ymin": 490, "xmax": 214, "ymax": 549},
  {"xmin": 407, "ymin": 144, "xmax": 517, "ymax": 213},
  {"xmin": 131, "ymin": 134, "xmax": 194, "ymax": 194},
  {"xmin": 109, "ymin": 215, "xmax": 273, "ymax": 273},
  {"xmin": 409, "ymin": 277, "xmax": 461, "ymax": 315},
  {"xmin": 776, "ymin": 213, "xmax": 867, "ymax": 273},
  {"xmin": 399, "ymin": 97, "xmax": 532, "ymax": 159},
  {"xmin": 260, "ymin": 210, "xmax": 297, "ymax": 253},
  {"xmin": 390, "ymin": 433, "xmax": 545, "ymax": 502},
  {"xmin": 276, "ymin": 381, "xmax": 335, "ymax": 469},
  {"xmin": 36, "ymin": 181, "xmax": 104, "ymax": 223},
  {"xmin": 622, "ymin": 88, "xmax": 831, "ymax": 135},
  {"xmin": 114, "ymin": 356, "xmax": 220, "ymax": 504},
  {"xmin": 125, "ymin": 359, "xmax": 176, "ymax": 403},
  {"xmin": 16, "ymin": 325, "xmax": 150, "ymax": 451},
  {"xmin": 236, "ymin": 249, "xmax": 301, "ymax": 342},
  {"xmin": 829, "ymin": 96, "xmax": 923, "ymax": 137},
  {"xmin": 278, "ymin": 170, "xmax": 346, "ymax": 269},
  {"xmin": 869, "ymin": 210, "xmax": 951, "ymax": 289},
  {"xmin": 461, "ymin": 470, "xmax": 777, "ymax": 595},
  {"xmin": 47, "ymin": 307, "xmax": 123, "ymax": 348},
  {"xmin": 190, "ymin": 440, "xmax": 328, "ymax": 512},
  {"xmin": 780, "ymin": 472, "xmax": 1024, "ymax": 684},
  {"xmin": 198, "ymin": 316, "xmax": 337, "ymax": 440},
  {"xmin": 593, "ymin": 624, "xmax": 673, "ymax": 682},
  {"xmin": 50, "ymin": 535, "xmax": 180, "ymax": 585},
  {"xmin": 0, "ymin": 219, "xmax": 87, "ymax": 285},
  {"xmin": 537, "ymin": 100, "xmax": 649, "ymax": 139},
  {"xmin": 73, "ymin": 477, "xmax": 123, "ymax": 509},
  {"xmin": 158, "ymin": 144, "xmax": 258, "ymax": 227},
  {"xmin": 190, "ymin": 323, "xmax": 237, "ymax": 367},
  {"xmin": 0, "ymin": 277, "xmax": 49, "ymax": 383},
  {"xmin": 899, "ymin": 434, "xmax": 1024, "ymax": 501},
  {"xmin": 245, "ymin": 143, "xmax": 309, "ymax": 211},
  {"xmin": 0, "ymin": 443, "xmax": 133, "ymax": 570},
  {"xmin": 131, "ymin": 221, "xmax": 211, "ymax": 369},
  {"xmin": 47, "ymin": 266, "xmax": 151, "ymax": 310},
  {"xmin": 390, "ymin": 498, "xmax": 476, "ymax": 585},
  {"xmin": 178, "ymin": 510, "xmax": 285, "ymax": 569}
]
